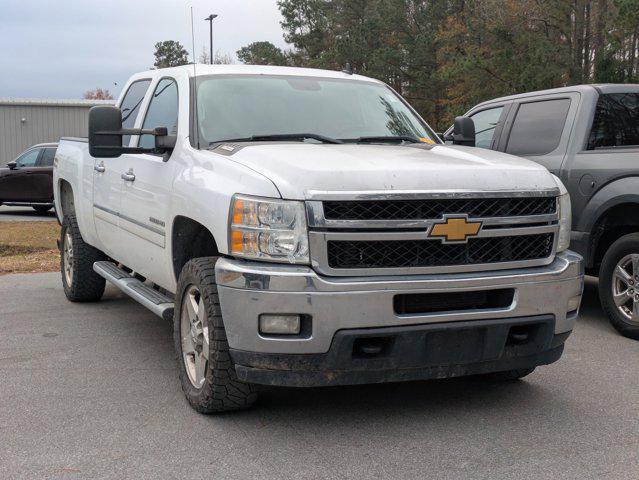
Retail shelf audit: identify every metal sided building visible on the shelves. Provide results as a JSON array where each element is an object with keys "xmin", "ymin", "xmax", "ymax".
[{"xmin": 0, "ymin": 98, "xmax": 114, "ymax": 165}]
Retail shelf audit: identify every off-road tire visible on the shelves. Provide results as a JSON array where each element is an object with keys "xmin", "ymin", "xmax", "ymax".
[
  {"xmin": 174, "ymin": 257, "xmax": 257, "ymax": 413},
  {"xmin": 60, "ymin": 212, "xmax": 106, "ymax": 302},
  {"xmin": 599, "ymin": 233, "xmax": 639, "ymax": 340},
  {"xmin": 33, "ymin": 205, "xmax": 52, "ymax": 213},
  {"xmin": 481, "ymin": 367, "xmax": 536, "ymax": 382}
]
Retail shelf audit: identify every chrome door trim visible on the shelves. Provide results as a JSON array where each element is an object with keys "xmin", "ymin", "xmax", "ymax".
[{"xmin": 93, "ymin": 204, "xmax": 165, "ymax": 237}]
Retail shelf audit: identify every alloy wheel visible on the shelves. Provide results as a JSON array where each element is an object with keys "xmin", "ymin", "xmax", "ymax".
[
  {"xmin": 63, "ymin": 231, "xmax": 74, "ymax": 286},
  {"xmin": 612, "ymin": 254, "xmax": 639, "ymax": 324},
  {"xmin": 180, "ymin": 285, "xmax": 209, "ymax": 388}
]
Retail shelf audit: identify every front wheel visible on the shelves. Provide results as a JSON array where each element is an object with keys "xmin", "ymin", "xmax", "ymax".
[
  {"xmin": 60, "ymin": 213, "xmax": 106, "ymax": 302},
  {"xmin": 599, "ymin": 233, "xmax": 639, "ymax": 340},
  {"xmin": 174, "ymin": 257, "xmax": 257, "ymax": 413}
]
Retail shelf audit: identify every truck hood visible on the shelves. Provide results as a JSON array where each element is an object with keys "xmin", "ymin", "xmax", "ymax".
[{"xmin": 217, "ymin": 143, "xmax": 559, "ymax": 200}]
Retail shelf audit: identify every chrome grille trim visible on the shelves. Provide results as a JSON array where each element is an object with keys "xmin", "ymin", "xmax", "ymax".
[{"xmin": 306, "ymin": 191, "xmax": 560, "ymax": 277}]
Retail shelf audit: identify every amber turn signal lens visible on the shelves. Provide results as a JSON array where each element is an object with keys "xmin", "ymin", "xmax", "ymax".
[
  {"xmin": 231, "ymin": 230, "xmax": 244, "ymax": 253},
  {"xmin": 232, "ymin": 199, "xmax": 244, "ymax": 225}
]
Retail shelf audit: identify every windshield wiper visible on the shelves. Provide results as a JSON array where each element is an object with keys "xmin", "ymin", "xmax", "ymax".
[
  {"xmin": 211, "ymin": 133, "xmax": 343, "ymax": 146},
  {"xmin": 347, "ymin": 135, "xmax": 422, "ymax": 144}
]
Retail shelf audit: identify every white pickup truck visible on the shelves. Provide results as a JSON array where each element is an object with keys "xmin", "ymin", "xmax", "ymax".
[{"xmin": 54, "ymin": 65, "xmax": 583, "ymax": 413}]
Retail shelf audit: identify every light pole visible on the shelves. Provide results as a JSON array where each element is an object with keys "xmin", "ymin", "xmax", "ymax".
[{"xmin": 204, "ymin": 14, "xmax": 218, "ymax": 64}]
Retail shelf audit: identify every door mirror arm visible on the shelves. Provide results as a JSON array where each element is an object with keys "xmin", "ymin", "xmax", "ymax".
[{"xmin": 6, "ymin": 161, "xmax": 17, "ymax": 170}]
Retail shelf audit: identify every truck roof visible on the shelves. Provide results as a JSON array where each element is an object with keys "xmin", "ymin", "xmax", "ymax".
[
  {"xmin": 474, "ymin": 83, "xmax": 639, "ymax": 108},
  {"xmin": 129, "ymin": 64, "xmax": 383, "ymax": 84}
]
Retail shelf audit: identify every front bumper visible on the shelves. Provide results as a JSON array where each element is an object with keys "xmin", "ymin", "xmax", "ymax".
[{"xmin": 216, "ymin": 251, "xmax": 583, "ymax": 386}]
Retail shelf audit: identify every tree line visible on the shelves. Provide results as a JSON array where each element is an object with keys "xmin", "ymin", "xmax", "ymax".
[{"xmin": 152, "ymin": 0, "xmax": 639, "ymax": 130}]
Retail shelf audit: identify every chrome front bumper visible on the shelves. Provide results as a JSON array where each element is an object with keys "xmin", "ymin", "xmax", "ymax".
[{"xmin": 216, "ymin": 251, "xmax": 584, "ymax": 354}]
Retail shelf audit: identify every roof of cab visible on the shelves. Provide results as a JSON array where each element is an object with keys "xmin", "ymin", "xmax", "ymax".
[
  {"xmin": 131, "ymin": 64, "xmax": 382, "ymax": 84},
  {"xmin": 474, "ymin": 83, "xmax": 639, "ymax": 109}
]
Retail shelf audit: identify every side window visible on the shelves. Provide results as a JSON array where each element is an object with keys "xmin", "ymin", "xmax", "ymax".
[
  {"xmin": 588, "ymin": 93, "xmax": 639, "ymax": 150},
  {"xmin": 470, "ymin": 106, "xmax": 504, "ymax": 149},
  {"xmin": 506, "ymin": 98, "xmax": 571, "ymax": 156},
  {"xmin": 139, "ymin": 79, "xmax": 179, "ymax": 149},
  {"xmin": 119, "ymin": 79, "xmax": 152, "ymax": 146},
  {"xmin": 39, "ymin": 148, "xmax": 56, "ymax": 167},
  {"xmin": 15, "ymin": 149, "xmax": 41, "ymax": 168}
]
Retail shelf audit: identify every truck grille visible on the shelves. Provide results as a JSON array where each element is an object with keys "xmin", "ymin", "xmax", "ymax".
[
  {"xmin": 327, "ymin": 234, "xmax": 554, "ymax": 270},
  {"xmin": 323, "ymin": 197, "xmax": 556, "ymax": 221}
]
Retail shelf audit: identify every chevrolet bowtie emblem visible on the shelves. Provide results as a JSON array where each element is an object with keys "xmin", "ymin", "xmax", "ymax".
[{"xmin": 429, "ymin": 215, "xmax": 482, "ymax": 243}]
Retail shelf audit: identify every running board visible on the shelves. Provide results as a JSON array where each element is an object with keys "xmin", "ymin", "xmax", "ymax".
[{"xmin": 93, "ymin": 261, "xmax": 174, "ymax": 321}]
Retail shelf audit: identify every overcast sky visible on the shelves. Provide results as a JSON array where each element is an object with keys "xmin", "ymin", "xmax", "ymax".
[{"xmin": 0, "ymin": 0, "xmax": 288, "ymax": 99}]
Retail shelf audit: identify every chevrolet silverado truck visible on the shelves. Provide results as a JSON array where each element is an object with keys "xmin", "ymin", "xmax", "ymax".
[
  {"xmin": 53, "ymin": 65, "xmax": 583, "ymax": 413},
  {"xmin": 446, "ymin": 85, "xmax": 639, "ymax": 338}
]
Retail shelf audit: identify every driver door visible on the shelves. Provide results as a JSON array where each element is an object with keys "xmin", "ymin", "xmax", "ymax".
[
  {"xmin": 116, "ymin": 77, "xmax": 180, "ymax": 283},
  {"xmin": 0, "ymin": 148, "xmax": 42, "ymax": 202}
]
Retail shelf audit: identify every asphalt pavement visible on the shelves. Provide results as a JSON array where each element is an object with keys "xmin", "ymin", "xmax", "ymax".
[
  {"xmin": 0, "ymin": 205, "xmax": 57, "ymax": 222},
  {"xmin": 0, "ymin": 272, "xmax": 637, "ymax": 480}
]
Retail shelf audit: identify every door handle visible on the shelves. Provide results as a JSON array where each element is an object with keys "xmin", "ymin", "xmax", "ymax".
[
  {"xmin": 121, "ymin": 169, "xmax": 136, "ymax": 182},
  {"xmin": 94, "ymin": 162, "xmax": 105, "ymax": 173}
]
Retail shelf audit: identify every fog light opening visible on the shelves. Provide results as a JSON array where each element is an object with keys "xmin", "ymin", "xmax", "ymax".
[{"xmin": 259, "ymin": 314, "xmax": 302, "ymax": 335}]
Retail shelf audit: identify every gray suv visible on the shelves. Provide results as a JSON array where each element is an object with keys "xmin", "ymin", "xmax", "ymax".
[{"xmin": 448, "ymin": 84, "xmax": 639, "ymax": 339}]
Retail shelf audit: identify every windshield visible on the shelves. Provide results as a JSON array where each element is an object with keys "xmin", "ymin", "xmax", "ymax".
[{"xmin": 195, "ymin": 74, "xmax": 438, "ymax": 145}]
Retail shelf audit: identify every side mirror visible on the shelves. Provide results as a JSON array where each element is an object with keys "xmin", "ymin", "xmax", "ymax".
[
  {"xmin": 89, "ymin": 106, "xmax": 123, "ymax": 158},
  {"xmin": 6, "ymin": 161, "xmax": 17, "ymax": 170},
  {"xmin": 452, "ymin": 116, "xmax": 476, "ymax": 147},
  {"xmin": 88, "ymin": 105, "xmax": 176, "ymax": 159}
]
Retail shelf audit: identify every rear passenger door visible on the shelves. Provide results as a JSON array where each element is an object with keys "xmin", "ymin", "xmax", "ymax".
[
  {"xmin": 497, "ymin": 94, "xmax": 579, "ymax": 176},
  {"xmin": 30, "ymin": 147, "xmax": 56, "ymax": 202}
]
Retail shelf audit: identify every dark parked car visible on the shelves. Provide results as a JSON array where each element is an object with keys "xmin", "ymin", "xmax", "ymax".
[
  {"xmin": 446, "ymin": 84, "xmax": 639, "ymax": 339},
  {"xmin": 0, "ymin": 143, "xmax": 57, "ymax": 213}
]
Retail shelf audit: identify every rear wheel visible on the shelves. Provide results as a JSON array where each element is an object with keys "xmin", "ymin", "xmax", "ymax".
[
  {"xmin": 33, "ymin": 205, "xmax": 52, "ymax": 213},
  {"xmin": 599, "ymin": 233, "xmax": 639, "ymax": 339},
  {"xmin": 174, "ymin": 257, "xmax": 257, "ymax": 413},
  {"xmin": 60, "ymin": 213, "xmax": 106, "ymax": 302}
]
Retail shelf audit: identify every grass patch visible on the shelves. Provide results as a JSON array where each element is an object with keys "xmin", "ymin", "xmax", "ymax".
[{"xmin": 0, "ymin": 221, "xmax": 60, "ymax": 275}]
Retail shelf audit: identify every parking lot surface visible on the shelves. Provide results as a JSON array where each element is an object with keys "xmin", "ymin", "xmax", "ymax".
[
  {"xmin": 0, "ymin": 205, "xmax": 56, "ymax": 222},
  {"xmin": 1, "ymin": 272, "xmax": 638, "ymax": 480}
]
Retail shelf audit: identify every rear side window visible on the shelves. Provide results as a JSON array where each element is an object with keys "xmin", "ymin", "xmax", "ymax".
[
  {"xmin": 139, "ymin": 78, "xmax": 179, "ymax": 149},
  {"xmin": 588, "ymin": 93, "xmax": 639, "ymax": 150},
  {"xmin": 506, "ymin": 98, "xmax": 571, "ymax": 156},
  {"xmin": 470, "ymin": 106, "xmax": 504, "ymax": 149},
  {"xmin": 39, "ymin": 148, "xmax": 56, "ymax": 167},
  {"xmin": 119, "ymin": 79, "xmax": 152, "ymax": 146}
]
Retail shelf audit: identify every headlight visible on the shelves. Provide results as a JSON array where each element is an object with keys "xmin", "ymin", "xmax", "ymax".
[
  {"xmin": 229, "ymin": 195, "xmax": 309, "ymax": 263},
  {"xmin": 553, "ymin": 176, "xmax": 571, "ymax": 252}
]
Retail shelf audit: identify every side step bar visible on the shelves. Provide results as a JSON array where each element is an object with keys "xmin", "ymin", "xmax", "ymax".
[{"xmin": 93, "ymin": 261, "xmax": 174, "ymax": 321}]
